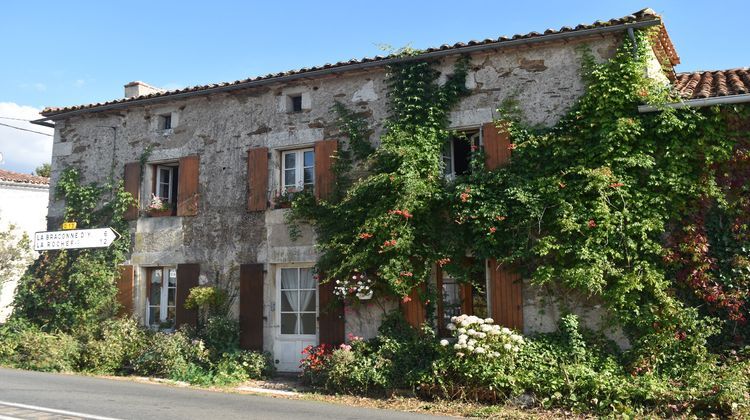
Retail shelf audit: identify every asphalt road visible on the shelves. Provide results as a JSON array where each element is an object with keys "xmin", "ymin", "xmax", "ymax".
[{"xmin": 0, "ymin": 368, "xmax": 449, "ymax": 420}]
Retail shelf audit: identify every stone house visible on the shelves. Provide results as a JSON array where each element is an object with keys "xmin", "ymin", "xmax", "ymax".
[
  {"xmin": 35, "ymin": 9, "xmax": 691, "ymax": 371},
  {"xmin": 0, "ymin": 170, "xmax": 49, "ymax": 322}
]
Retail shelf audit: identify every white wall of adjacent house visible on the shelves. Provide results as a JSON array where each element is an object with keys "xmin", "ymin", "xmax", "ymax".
[{"xmin": 0, "ymin": 180, "xmax": 49, "ymax": 322}]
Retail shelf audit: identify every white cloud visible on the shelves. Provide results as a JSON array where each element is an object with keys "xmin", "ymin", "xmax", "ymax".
[{"xmin": 0, "ymin": 103, "xmax": 53, "ymax": 174}]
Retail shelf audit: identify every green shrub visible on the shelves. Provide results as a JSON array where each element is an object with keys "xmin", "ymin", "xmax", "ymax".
[
  {"xmin": 132, "ymin": 330, "xmax": 209, "ymax": 378},
  {"xmin": 6, "ymin": 326, "xmax": 79, "ymax": 372},
  {"xmin": 322, "ymin": 341, "xmax": 389, "ymax": 394},
  {"xmin": 199, "ymin": 316, "xmax": 240, "ymax": 358},
  {"xmin": 80, "ymin": 318, "xmax": 149, "ymax": 374},
  {"xmin": 212, "ymin": 351, "xmax": 275, "ymax": 385}
]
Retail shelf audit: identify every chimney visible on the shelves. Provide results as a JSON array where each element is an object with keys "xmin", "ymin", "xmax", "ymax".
[{"xmin": 124, "ymin": 81, "xmax": 164, "ymax": 98}]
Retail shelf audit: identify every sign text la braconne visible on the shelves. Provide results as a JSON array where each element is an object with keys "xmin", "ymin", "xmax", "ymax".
[{"xmin": 34, "ymin": 227, "xmax": 120, "ymax": 251}]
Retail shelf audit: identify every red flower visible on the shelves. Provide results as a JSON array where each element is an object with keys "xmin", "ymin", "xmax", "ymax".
[
  {"xmin": 358, "ymin": 232, "xmax": 373, "ymax": 239},
  {"xmin": 489, "ymin": 227, "xmax": 497, "ymax": 233},
  {"xmin": 507, "ymin": 143, "xmax": 517, "ymax": 150},
  {"xmin": 610, "ymin": 182, "xmax": 624, "ymax": 188},
  {"xmin": 588, "ymin": 219, "xmax": 597, "ymax": 228},
  {"xmin": 382, "ymin": 239, "xmax": 397, "ymax": 247},
  {"xmin": 495, "ymin": 215, "xmax": 506, "ymax": 221},
  {"xmin": 437, "ymin": 258, "xmax": 451, "ymax": 267},
  {"xmin": 470, "ymin": 145, "xmax": 478, "ymax": 152},
  {"xmin": 400, "ymin": 271, "xmax": 413, "ymax": 277},
  {"xmin": 402, "ymin": 295, "xmax": 412, "ymax": 303}
]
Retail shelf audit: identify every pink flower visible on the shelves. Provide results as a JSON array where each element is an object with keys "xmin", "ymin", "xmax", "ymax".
[
  {"xmin": 588, "ymin": 219, "xmax": 597, "ymax": 228},
  {"xmin": 402, "ymin": 296, "xmax": 412, "ymax": 303}
]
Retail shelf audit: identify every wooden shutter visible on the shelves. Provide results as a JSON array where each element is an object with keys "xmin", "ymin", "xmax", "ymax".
[
  {"xmin": 483, "ymin": 121, "xmax": 512, "ymax": 170},
  {"xmin": 318, "ymin": 278, "xmax": 345, "ymax": 346},
  {"xmin": 488, "ymin": 259, "xmax": 523, "ymax": 330},
  {"xmin": 314, "ymin": 139, "xmax": 337, "ymax": 200},
  {"xmin": 400, "ymin": 285, "xmax": 426, "ymax": 328},
  {"xmin": 239, "ymin": 263, "xmax": 264, "ymax": 351},
  {"xmin": 177, "ymin": 155, "xmax": 200, "ymax": 216},
  {"xmin": 175, "ymin": 263, "xmax": 200, "ymax": 329},
  {"xmin": 247, "ymin": 148, "xmax": 269, "ymax": 211},
  {"xmin": 123, "ymin": 162, "xmax": 141, "ymax": 220},
  {"xmin": 116, "ymin": 265, "xmax": 134, "ymax": 317}
]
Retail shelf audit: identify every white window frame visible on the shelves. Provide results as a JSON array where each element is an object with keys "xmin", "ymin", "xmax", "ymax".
[
  {"xmin": 155, "ymin": 164, "xmax": 175, "ymax": 203},
  {"xmin": 276, "ymin": 265, "xmax": 318, "ymax": 338},
  {"xmin": 443, "ymin": 131, "xmax": 481, "ymax": 179},
  {"xmin": 281, "ymin": 148, "xmax": 314, "ymax": 192},
  {"xmin": 146, "ymin": 266, "xmax": 177, "ymax": 328}
]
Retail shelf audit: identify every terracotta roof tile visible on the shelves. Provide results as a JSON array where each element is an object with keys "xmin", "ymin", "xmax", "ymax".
[
  {"xmin": 0, "ymin": 169, "xmax": 50, "ymax": 185},
  {"xmin": 675, "ymin": 68, "xmax": 750, "ymax": 99},
  {"xmin": 41, "ymin": 8, "xmax": 664, "ymax": 118}
]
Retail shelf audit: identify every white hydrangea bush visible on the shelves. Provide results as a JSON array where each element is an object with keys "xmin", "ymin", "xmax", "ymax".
[{"xmin": 439, "ymin": 314, "xmax": 525, "ymax": 358}]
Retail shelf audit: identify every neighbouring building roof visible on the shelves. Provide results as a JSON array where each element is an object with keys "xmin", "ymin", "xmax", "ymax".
[
  {"xmin": 675, "ymin": 68, "xmax": 750, "ymax": 99},
  {"xmin": 0, "ymin": 169, "xmax": 50, "ymax": 185},
  {"xmin": 40, "ymin": 8, "xmax": 670, "ymax": 119}
]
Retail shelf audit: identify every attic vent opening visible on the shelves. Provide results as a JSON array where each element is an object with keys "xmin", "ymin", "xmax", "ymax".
[{"xmin": 290, "ymin": 95, "xmax": 303, "ymax": 113}]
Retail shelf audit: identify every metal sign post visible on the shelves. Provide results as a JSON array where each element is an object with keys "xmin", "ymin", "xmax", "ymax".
[{"xmin": 33, "ymin": 227, "xmax": 121, "ymax": 251}]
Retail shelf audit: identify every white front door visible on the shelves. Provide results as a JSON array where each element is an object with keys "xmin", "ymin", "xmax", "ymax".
[{"xmin": 273, "ymin": 266, "xmax": 318, "ymax": 372}]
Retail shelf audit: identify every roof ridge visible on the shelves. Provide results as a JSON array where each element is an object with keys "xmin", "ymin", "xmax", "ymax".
[{"xmin": 41, "ymin": 9, "xmax": 662, "ymax": 118}]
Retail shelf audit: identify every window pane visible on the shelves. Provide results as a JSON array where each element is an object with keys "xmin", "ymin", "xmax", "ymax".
[
  {"xmin": 300, "ymin": 290, "xmax": 316, "ymax": 312},
  {"xmin": 300, "ymin": 268, "xmax": 315, "ymax": 289},
  {"xmin": 442, "ymin": 141, "xmax": 453, "ymax": 176},
  {"xmin": 284, "ymin": 153, "xmax": 296, "ymax": 171},
  {"xmin": 149, "ymin": 307, "xmax": 160, "ymax": 325},
  {"xmin": 168, "ymin": 269, "xmax": 177, "ymax": 286},
  {"xmin": 150, "ymin": 270, "xmax": 162, "ymax": 305},
  {"xmin": 281, "ymin": 290, "xmax": 295, "ymax": 311},
  {"xmin": 281, "ymin": 313, "xmax": 298, "ymax": 335},
  {"xmin": 303, "ymin": 167, "xmax": 314, "ymax": 185},
  {"xmin": 284, "ymin": 169, "xmax": 296, "ymax": 188},
  {"xmin": 280, "ymin": 268, "xmax": 298, "ymax": 289},
  {"xmin": 167, "ymin": 307, "xmax": 175, "ymax": 322},
  {"xmin": 159, "ymin": 183, "xmax": 170, "ymax": 199},
  {"xmin": 168, "ymin": 288, "xmax": 176, "ymax": 306},
  {"xmin": 442, "ymin": 279, "xmax": 461, "ymax": 323},
  {"xmin": 300, "ymin": 313, "xmax": 316, "ymax": 335},
  {"xmin": 303, "ymin": 151, "xmax": 314, "ymax": 167}
]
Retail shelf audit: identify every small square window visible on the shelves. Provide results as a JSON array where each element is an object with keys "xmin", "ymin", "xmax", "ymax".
[
  {"xmin": 290, "ymin": 95, "xmax": 303, "ymax": 113},
  {"xmin": 159, "ymin": 114, "xmax": 172, "ymax": 130}
]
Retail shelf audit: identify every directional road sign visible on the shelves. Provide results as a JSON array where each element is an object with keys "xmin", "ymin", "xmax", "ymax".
[{"xmin": 33, "ymin": 227, "xmax": 121, "ymax": 251}]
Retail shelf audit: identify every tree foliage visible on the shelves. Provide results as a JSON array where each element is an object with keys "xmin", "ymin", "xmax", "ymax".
[{"xmin": 12, "ymin": 168, "xmax": 133, "ymax": 333}]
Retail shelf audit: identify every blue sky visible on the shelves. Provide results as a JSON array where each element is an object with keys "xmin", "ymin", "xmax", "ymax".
[{"xmin": 0, "ymin": 0, "xmax": 747, "ymax": 173}]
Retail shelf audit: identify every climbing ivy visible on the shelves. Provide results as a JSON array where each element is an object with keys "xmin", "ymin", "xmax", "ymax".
[
  {"xmin": 290, "ymin": 49, "xmax": 469, "ymax": 299},
  {"xmin": 292, "ymin": 32, "xmax": 749, "ymax": 366},
  {"xmin": 12, "ymin": 168, "xmax": 134, "ymax": 333}
]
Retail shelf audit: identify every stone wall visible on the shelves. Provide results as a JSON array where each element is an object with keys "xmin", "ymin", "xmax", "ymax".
[{"xmin": 47, "ymin": 34, "xmax": 639, "ymax": 349}]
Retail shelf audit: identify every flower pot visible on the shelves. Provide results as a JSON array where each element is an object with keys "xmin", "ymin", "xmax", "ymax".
[
  {"xmin": 356, "ymin": 290, "xmax": 373, "ymax": 300},
  {"xmin": 147, "ymin": 208, "xmax": 172, "ymax": 217}
]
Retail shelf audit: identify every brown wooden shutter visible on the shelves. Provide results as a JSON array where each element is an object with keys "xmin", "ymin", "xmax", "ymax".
[
  {"xmin": 123, "ymin": 162, "xmax": 141, "ymax": 220},
  {"xmin": 318, "ymin": 278, "xmax": 345, "ymax": 346},
  {"xmin": 314, "ymin": 139, "xmax": 337, "ymax": 201},
  {"xmin": 483, "ymin": 121, "xmax": 512, "ymax": 170},
  {"xmin": 116, "ymin": 265, "xmax": 134, "ymax": 317},
  {"xmin": 400, "ymin": 285, "xmax": 426, "ymax": 328},
  {"xmin": 247, "ymin": 148, "xmax": 269, "ymax": 211},
  {"xmin": 239, "ymin": 263, "xmax": 264, "ymax": 351},
  {"xmin": 177, "ymin": 155, "xmax": 200, "ymax": 216},
  {"xmin": 175, "ymin": 263, "xmax": 200, "ymax": 329},
  {"xmin": 488, "ymin": 259, "xmax": 523, "ymax": 330}
]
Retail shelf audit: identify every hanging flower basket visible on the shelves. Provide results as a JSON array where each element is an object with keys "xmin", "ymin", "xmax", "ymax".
[{"xmin": 356, "ymin": 290, "xmax": 373, "ymax": 300}]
